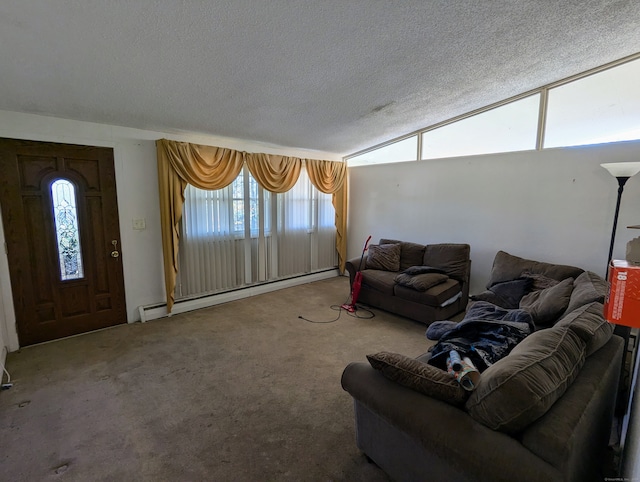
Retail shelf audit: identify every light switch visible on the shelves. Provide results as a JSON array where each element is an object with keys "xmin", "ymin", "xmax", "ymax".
[{"xmin": 132, "ymin": 218, "xmax": 146, "ymax": 230}]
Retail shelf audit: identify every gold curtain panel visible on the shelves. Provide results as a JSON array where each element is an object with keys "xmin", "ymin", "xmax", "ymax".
[{"xmin": 156, "ymin": 138, "xmax": 347, "ymax": 312}]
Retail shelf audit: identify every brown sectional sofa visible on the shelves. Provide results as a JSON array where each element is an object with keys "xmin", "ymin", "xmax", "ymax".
[
  {"xmin": 342, "ymin": 251, "xmax": 623, "ymax": 482},
  {"xmin": 344, "ymin": 239, "xmax": 471, "ymax": 324}
]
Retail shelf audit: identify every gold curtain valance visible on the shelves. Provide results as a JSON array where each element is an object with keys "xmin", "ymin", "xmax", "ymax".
[
  {"xmin": 156, "ymin": 138, "xmax": 347, "ymax": 313},
  {"xmin": 245, "ymin": 153, "xmax": 302, "ymax": 193},
  {"xmin": 159, "ymin": 138, "xmax": 246, "ymax": 189}
]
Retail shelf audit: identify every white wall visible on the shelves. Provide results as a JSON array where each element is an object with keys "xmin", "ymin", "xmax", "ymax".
[
  {"xmin": 347, "ymin": 141, "xmax": 640, "ymax": 295},
  {"xmin": 0, "ymin": 110, "xmax": 339, "ymax": 352}
]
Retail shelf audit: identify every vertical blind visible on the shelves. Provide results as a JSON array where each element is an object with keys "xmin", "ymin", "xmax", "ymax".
[{"xmin": 176, "ymin": 165, "xmax": 337, "ymax": 299}]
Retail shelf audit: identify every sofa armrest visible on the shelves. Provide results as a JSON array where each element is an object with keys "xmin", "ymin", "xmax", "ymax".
[
  {"xmin": 342, "ymin": 361, "xmax": 469, "ymax": 427},
  {"xmin": 520, "ymin": 335, "xmax": 623, "ymax": 482},
  {"xmin": 341, "ymin": 362, "xmax": 560, "ymax": 482},
  {"xmin": 345, "ymin": 256, "xmax": 367, "ymax": 287}
]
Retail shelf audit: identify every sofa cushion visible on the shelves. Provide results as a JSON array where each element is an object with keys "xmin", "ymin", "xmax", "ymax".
[
  {"xmin": 367, "ymin": 351, "xmax": 468, "ymax": 406},
  {"xmin": 519, "ymin": 277, "xmax": 574, "ymax": 327},
  {"xmin": 361, "ymin": 269, "xmax": 398, "ymax": 296},
  {"xmin": 394, "ymin": 272, "xmax": 449, "ymax": 292},
  {"xmin": 465, "ymin": 327, "xmax": 586, "ymax": 433},
  {"xmin": 487, "ymin": 251, "xmax": 584, "ymax": 289},
  {"xmin": 423, "ymin": 244, "xmax": 470, "ymax": 282},
  {"xmin": 380, "ymin": 239, "xmax": 426, "ymax": 271},
  {"xmin": 394, "ymin": 278, "xmax": 461, "ymax": 306},
  {"xmin": 555, "ymin": 301, "xmax": 613, "ymax": 356},
  {"xmin": 564, "ymin": 271, "xmax": 608, "ymax": 315},
  {"xmin": 367, "ymin": 243, "xmax": 401, "ymax": 271},
  {"xmin": 471, "ymin": 278, "xmax": 533, "ymax": 309}
]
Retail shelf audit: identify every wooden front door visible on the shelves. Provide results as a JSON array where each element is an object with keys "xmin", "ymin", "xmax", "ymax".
[{"xmin": 0, "ymin": 138, "xmax": 126, "ymax": 346}]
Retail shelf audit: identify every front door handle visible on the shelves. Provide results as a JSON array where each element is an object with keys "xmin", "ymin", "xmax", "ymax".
[{"xmin": 111, "ymin": 240, "xmax": 120, "ymax": 258}]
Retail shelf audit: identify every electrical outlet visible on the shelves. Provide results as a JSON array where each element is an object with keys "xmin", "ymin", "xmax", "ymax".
[{"xmin": 132, "ymin": 218, "xmax": 146, "ymax": 230}]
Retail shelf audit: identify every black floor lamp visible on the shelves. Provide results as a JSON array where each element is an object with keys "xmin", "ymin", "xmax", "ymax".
[
  {"xmin": 601, "ymin": 162, "xmax": 640, "ymax": 280},
  {"xmin": 601, "ymin": 162, "xmax": 640, "ymax": 421}
]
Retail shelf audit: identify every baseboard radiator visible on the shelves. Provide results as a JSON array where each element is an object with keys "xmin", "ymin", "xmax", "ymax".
[{"xmin": 138, "ymin": 269, "xmax": 341, "ymax": 322}]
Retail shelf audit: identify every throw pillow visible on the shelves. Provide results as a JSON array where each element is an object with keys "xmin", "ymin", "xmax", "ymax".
[
  {"xmin": 394, "ymin": 272, "xmax": 449, "ymax": 291},
  {"xmin": 367, "ymin": 352, "xmax": 468, "ymax": 406},
  {"xmin": 402, "ymin": 265, "xmax": 447, "ymax": 275},
  {"xmin": 465, "ymin": 327, "xmax": 586, "ymax": 433},
  {"xmin": 519, "ymin": 277, "xmax": 574, "ymax": 327},
  {"xmin": 366, "ymin": 243, "xmax": 401, "ymax": 272},
  {"xmin": 522, "ymin": 271, "xmax": 560, "ymax": 291},
  {"xmin": 469, "ymin": 290, "xmax": 502, "ymax": 307},
  {"xmin": 470, "ymin": 278, "xmax": 533, "ymax": 309},
  {"xmin": 381, "ymin": 239, "xmax": 426, "ymax": 271}
]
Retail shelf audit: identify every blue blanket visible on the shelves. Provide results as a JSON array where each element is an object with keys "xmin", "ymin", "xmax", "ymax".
[{"xmin": 427, "ymin": 301, "xmax": 534, "ymax": 372}]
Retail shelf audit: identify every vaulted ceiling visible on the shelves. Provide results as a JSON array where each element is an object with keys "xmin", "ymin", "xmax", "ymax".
[{"xmin": 1, "ymin": 1, "xmax": 639, "ymax": 156}]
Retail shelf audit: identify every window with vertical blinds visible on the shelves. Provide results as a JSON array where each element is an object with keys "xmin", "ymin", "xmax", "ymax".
[{"xmin": 176, "ymin": 165, "xmax": 337, "ymax": 299}]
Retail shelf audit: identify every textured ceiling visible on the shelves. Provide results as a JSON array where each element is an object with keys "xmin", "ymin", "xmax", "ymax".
[{"xmin": 1, "ymin": 1, "xmax": 640, "ymax": 157}]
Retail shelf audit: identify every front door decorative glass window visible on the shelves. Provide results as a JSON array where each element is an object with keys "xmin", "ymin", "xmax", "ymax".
[{"xmin": 51, "ymin": 179, "xmax": 84, "ymax": 280}]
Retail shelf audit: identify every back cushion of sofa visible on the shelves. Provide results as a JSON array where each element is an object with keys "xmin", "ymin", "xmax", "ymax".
[
  {"xmin": 487, "ymin": 251, "xmax": 584, "ymax": 288},
  {"xmin": 423, "ymin": 243, "xmax": 470, "ymax": 282},
  {"xmin": 465, "ymin": 327, "xmax": 586, "ymax": 434},
  {"xmin": 380, "ymin": 238, "xmax": 426, "ymax": 271}
]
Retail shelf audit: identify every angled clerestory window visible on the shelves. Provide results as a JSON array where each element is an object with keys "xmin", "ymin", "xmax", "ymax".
[
  {"xmin": 544, "ymin": 57, "xmax": 640, "ymax": 148},
  {"xmin": 421, "ymin": 94, "xmax": 540, "ymax": 160},
  {"xmin": 346, "ymin": 54, "xmax": 640, "ymax": 166},
  {"xmin": 347, "ymin": 135, "xmax": 417, "ymax": 167}
]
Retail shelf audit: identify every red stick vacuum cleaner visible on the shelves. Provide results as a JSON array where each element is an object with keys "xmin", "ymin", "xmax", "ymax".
[{"xmin": 342, "ymin": 235, "xmax": 372, "ymax": 313}]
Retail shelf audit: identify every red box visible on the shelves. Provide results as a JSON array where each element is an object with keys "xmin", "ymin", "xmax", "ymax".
[{"xmin": 604, "ymin": 260, "xmax": 640, "ymax": 328}]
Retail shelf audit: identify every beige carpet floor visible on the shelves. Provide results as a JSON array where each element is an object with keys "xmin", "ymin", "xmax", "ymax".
[{"xmin": 0, "ymin": 276, "xmax": 436, "ymax": 481}]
